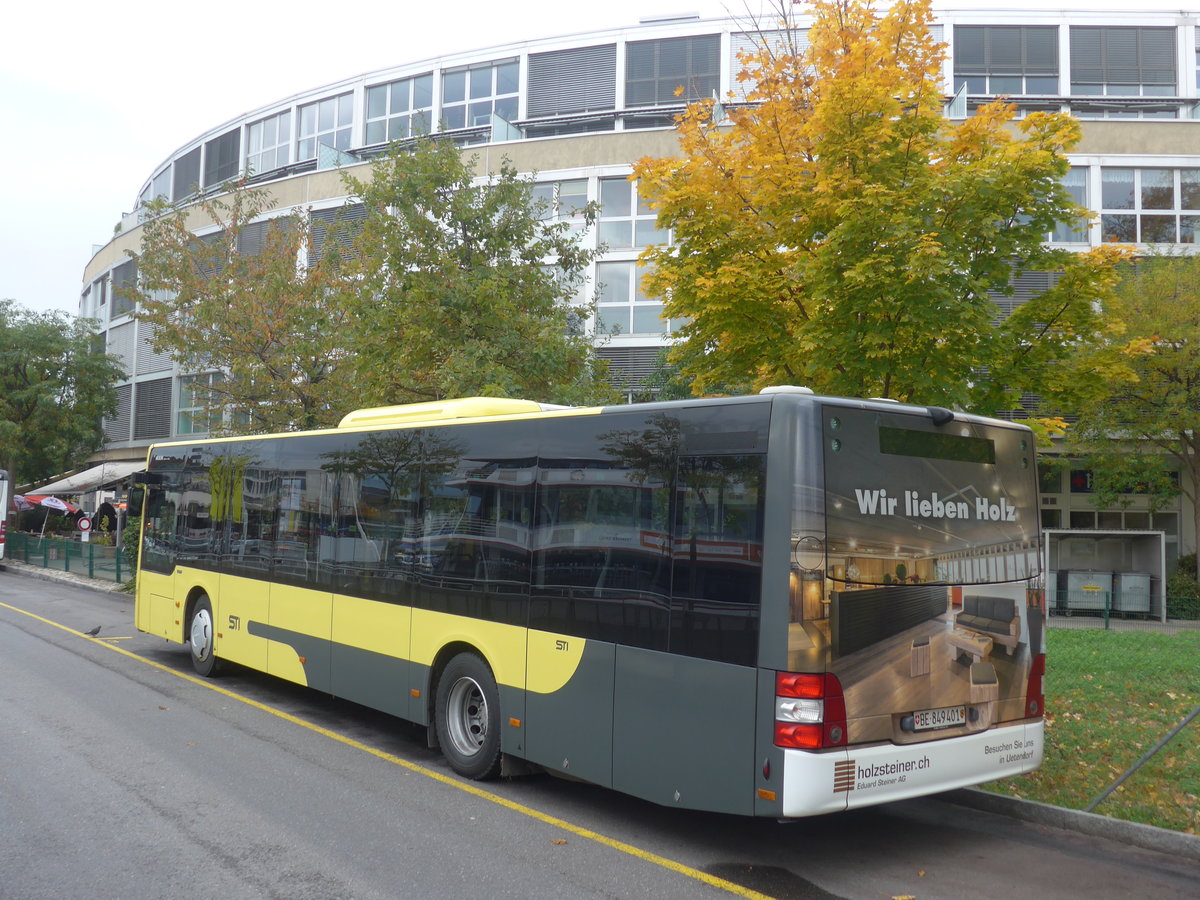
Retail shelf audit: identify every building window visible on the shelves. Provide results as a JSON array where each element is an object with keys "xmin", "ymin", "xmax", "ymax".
[
  {"xmin": 1070, "ymin": 26, "xmax": 1177, "ymax": 97},
  {"xmin": 1038, "ymin": 463, "xmax": 1062, "ymax": 494},
  {"xmin": 204, "ymin": 128, "xmax": 241, "ymax": 188},
  {"xmin": 177, "ymin": 374, "xmax": 222, "ymax": 436},
  {"xmin": 1069, "ymin": 510, "xmax": 1096, "ymax": 529},
  {"xmin": 954, "ymin": 25, "xmax": 1059, "ymax": 95},
  {"xmin": 365, "ymin": 74, "xmax": 433, "ymax": 144},
  {"xmin": 1100, "ymin": 167, "xmax": 1200, "ymax": 244},
  {"xmin": 247, "ymin": 111, "xmax": 292, "ymax": 176},
  {"xmin": 140, "ymin": 167, "xmax": 172, "ymax": 209},
  {"xmin": 596, "ymin": 261, "xmax": 678, "ymax": 335},
  {"xmin": 111, "ymin": 259, "xmax": 138, "ymax": 318},
  {"xmin": 297, "ymin": 93, "xmax": 353, "ymax": 161},
  {"xmin": 625, "ymin": 35, "xmax": 720, "ymax": 108},
  {"xmin": 1052, "ymin": 167, "xmax": 1089, "ymax": 242},
  {"xmin": 598, "ymin": 177, "xmax": 668, "ymax": 249},
  {"xmin": 531, "ymin": 178, "xmax": 590, "ymax": 238},
  {"xmin": 441, "ymin": 59, "xmax": 519, "ymax": 131}
]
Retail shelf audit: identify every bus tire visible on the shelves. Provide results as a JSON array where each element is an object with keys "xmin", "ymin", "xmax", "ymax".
[
  {"xmin": 435, "ymin": 653, "xmax": 502, "ymax": 780},
  {"xmin": 188, "ymin": 594, "xmax": 220, "ymax": 677}
]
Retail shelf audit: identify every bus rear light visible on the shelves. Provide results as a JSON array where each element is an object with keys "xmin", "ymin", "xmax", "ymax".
[
  {"xmin": 775, "ymin": 722, "xmax": 823, "ymax": 749},
  {"xmin": 776, "ymin": 672, "xmax": 825, "ymax": 698},
  {"xmin": 774, "ymin": 672, "xmax": 847, "ymax": 749},
  {"xmin": 776, "ymin": 697, "xmax": 823, "ymax": 723},
  {"xmin": 1025, "ymin": 653, "xmax": 1046, "ymax": 718}
]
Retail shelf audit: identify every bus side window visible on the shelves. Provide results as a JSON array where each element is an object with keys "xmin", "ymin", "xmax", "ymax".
[{"xmin": 670, "ymin": 454, "xmax": 765, "ymax": 666}]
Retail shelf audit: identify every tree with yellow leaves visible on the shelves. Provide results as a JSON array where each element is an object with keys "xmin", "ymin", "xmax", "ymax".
[{"xmin": 634, "ymin": 0, "xmax": 1124, "ymax": 412}]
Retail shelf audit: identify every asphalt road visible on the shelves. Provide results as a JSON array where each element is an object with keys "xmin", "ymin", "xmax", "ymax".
[{"xmin": 1, "ymin": 566, "xmax": 1197, "ymax": 900}]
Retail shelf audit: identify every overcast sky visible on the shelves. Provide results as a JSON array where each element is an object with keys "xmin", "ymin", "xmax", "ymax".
[
  {"xmin": 0, "ymin": 0, "xmax": 1158, "ymax": 317},
  {"xmin": 0, "ymin": 0, "xmax": 747, "ymax": 317}
]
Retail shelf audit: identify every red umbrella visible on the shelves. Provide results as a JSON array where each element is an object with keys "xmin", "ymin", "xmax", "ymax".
[{"xmin": 22, "ymin": 494, "xmax": 80, "ymax": 514}]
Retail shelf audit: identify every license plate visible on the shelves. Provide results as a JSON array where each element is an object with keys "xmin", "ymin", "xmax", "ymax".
[{"xmin": 913, "ymin": 705, "xmax": 966, "ymax": 731}]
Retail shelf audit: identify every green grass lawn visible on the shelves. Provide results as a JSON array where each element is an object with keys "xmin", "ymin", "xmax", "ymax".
[{"xmin": 982, "ymin": 628, "xmax": 1200, "ymax": 834}]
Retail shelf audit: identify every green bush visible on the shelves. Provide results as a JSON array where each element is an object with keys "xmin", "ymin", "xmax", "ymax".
[
  {"xmin": 120, "ymin": 503, "xmax": 141, "ymax": 592},
  {"xmin": 1167, "ymin": 553, "xmax": 1200, "ymax": 619}
]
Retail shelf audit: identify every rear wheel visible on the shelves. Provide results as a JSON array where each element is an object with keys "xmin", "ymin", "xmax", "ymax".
[
  {"xmin": 435, "ymin": 653, "xmax": 502, "ymax": 779},
  {"xmin": 188, "ymin": 594, "xmax": 219, "ymax": 677}
]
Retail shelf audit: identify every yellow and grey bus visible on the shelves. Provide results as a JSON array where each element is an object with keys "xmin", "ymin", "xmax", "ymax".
[{"xmin": 132, "ymin": 389, "xmax": 1045, "ymax": 817}]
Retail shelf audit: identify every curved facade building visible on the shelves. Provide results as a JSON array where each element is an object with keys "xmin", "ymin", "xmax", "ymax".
[{"xmin": 81, "ymin": 4, "xmax": 1200, "ymax": 579}]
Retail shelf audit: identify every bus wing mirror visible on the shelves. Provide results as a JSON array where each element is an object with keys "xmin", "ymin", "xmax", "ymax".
[{"xmin": 127, "ymin": 484, "xmax": 145, "ymax": 518}]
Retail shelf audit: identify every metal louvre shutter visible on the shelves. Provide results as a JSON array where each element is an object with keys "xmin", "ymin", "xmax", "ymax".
[
  {"xmin": 134, "ymin": 377, "xmax": 173, "ymax": 440},
  {"xmin": 625, "ymin": 35, "xmax": 720, "ymax": 107},
  {"xmin": 1023, "ymin": 27, "xmax": 1058, "ymax": 75},
  {"xmin": 988, "ymin": 269, "xmax": 1061, "ymax": 322},
  {"xmin": 135, "ymin": 321, "xmax": 172, "ymax": 374},
  {"xmin": 1069, "ymin": 27, "xmax": 1103, "ymax": 84},
  {"xmin": 730, "ymin": 29, "xmax": 809, "ymax": 101},
  {"xmin": 104, "ymin": 384, "xmax": 133, "ymax": 443},
  {"xmin": 204, "ymin": 127, "xmax": 241, "ymax": 188},
  {"xmin": 173, "ymin": 147, "xmax": 201, "ymax": 202},
  {"xmin": 1138, "ymin": 28, "xmax": 1176, "ymax": 86},
  {"xmin": 237, "ymin": 221, "xmax": 268, "ymax": 257},
  {"xmin": 236, "ymin": 218, "xmax": 298, "ymax": 258},
  {"xmin": 596, "ymin": 346, "xmax": 663, "ymax": 389},
  {"xmin": 1104, "ymin": 28, "xmax": 1141, "ymax": 84},
  {"xmin": 107, "ymin": 322, "xmax": 136, "ymax": 377},
  {"xmin": 309, "ymin": 204, "xmax": 366, "ymax": 263},
  {"xmin": 1071, "ymin": 26, "xmax": 1176, "ymax": 88},
  {"xmin": 528, "ymin": 45, "xmax": 616, "ymax": 117}
]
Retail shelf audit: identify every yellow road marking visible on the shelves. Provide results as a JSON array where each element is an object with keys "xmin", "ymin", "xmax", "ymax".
[{"xmin": 0, "ymin": 600, "xmax": 774, "ymax": 900}]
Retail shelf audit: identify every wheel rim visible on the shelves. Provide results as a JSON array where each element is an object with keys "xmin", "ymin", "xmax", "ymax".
[
  {"xmin": 445, "ymin": 675, "xmax": 488, "ymax": 758},
  {"xmin": 190, "ymin": 607, "xmax": 214, "ymax": 662}
]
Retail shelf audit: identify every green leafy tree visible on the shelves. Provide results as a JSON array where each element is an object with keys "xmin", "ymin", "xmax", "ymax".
[
  {"xmin": 1065, "ymin": 253, "xmax": 1200, "ymax": 579},
  {"xmin": 633, "ymin": 0, "xmax": 1124, "ymax": 412},
  {"xmin": 0, "ymin": 299, "xmax": 122, "ymax": 487},
  {"xmin": 341, "ymin": 137, "xmax": 616, "ymax": 407},
  {"xmin": 132, "ymin": 180, "xmax": 358, "ymax": 433}
]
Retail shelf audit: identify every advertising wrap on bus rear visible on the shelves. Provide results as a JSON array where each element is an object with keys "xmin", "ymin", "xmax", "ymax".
[{"xmin": 784, "ymin": 402, "xmax": 1043, "ymax": 776}]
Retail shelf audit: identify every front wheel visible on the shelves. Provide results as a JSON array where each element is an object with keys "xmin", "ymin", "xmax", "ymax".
[
  {"xmin": 188, "ymin": 594, "xmax": 220, "ymax": 677},
  {"xmin": 435, "ymin": 653, "xmax": 502, "ymax": 779}
]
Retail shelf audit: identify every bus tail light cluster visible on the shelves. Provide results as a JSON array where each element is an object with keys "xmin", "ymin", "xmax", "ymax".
[
  {"xmin": 774, "ymin": 672, "xmax": 847, "ymax": 749},
  {"xmin": 1025, "ymin": 653, "xmax": 1046, "ymax": 718}
]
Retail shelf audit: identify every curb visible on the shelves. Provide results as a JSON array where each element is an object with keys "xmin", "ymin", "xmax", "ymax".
[
  {"xmin": 1, "ymin": 559, "xmax": 127, "ymax": 594},
  {"xmin": 945, "ymin": 788, "xmax": 1200, "ymax": 862}
]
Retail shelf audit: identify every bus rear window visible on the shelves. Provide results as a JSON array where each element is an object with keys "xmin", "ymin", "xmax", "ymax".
[{"xmin": 879, "ymin": 426, "xmax": 995, "ymax": 465}]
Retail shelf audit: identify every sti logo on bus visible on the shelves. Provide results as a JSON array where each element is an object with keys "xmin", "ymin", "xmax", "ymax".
[{"xmin": 854, "ymin": 489, "xmax": 1017, "ymax": 523}]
